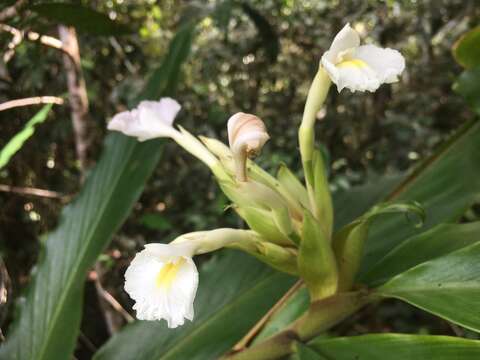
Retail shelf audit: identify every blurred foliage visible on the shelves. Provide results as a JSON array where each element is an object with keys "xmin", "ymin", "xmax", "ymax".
[{"xmin": 0, "ymin": 0, "xmax": 479, "ymax": 357}]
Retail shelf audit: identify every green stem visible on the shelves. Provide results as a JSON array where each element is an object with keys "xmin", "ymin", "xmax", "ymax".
[{"xmin": 298, "ymin": 68, "xmax": 331, "ymax": 228}]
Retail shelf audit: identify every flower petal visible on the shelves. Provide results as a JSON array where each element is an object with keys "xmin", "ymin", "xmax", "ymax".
[
  {"xmin": 332, "ymin": 59, "xmax": 381, "ymax": 92},
  {"xmin": 325, "ymin": 23, "xmax": 360, "ymax": 62},
  {"xmin": 107, "ymin": 97, "xmax": 181, "ymax": 141},
  {"xmin": 354, "ymin": 44, "xmax": 405, "ymax": 84},
  {"xmin": 124, "ymin": 245, "xmax": 198, "ymax": 328},
  {"xmin": 107, "ymin": 111, "xmax": 133, "ymax": 132}
]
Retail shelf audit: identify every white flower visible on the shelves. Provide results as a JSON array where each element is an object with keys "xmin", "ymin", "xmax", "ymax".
[
  {"xmin": 124, "ymin": 242, "xmax": 198, "ymax": 328},
  {"xmin": 107, "ymin": 97, "xmax": 181, "ymax": 141},
  {"xmin": 227, "ymin": 112, "xmax": 270, "ymax": 181},
  {"xmin": 321, "ymin": 23, "xmax": 405, "ymax": 92}
]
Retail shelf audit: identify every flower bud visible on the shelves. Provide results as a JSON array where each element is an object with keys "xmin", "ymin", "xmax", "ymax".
[{"xmin": 227, "ymin": 112, "xmax": 270, "ymax": 181}]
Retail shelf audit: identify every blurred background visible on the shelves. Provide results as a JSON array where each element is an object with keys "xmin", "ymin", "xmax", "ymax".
[{"xmin": 0, "ymin": 0, "xmax": 479, "ymax": 358}]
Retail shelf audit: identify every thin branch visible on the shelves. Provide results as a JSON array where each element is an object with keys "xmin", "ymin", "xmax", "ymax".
[
  {"xmin": 0, "ymin": 24, "xmax": 72, "ymax": 62},
  {"xmin": 232, "ymin": 280, "xmax": 303, "ymax": 351},
  {"xmin": 0, "ymin": 96, "xmax": 64, "ymax": 112},
  {"xmin": 0, "ymin": 184, "xmax": 67, "ymax": 200},
  {"xmin": 93, "ymin": 272, "xmax": 134, "ymax": 324}
]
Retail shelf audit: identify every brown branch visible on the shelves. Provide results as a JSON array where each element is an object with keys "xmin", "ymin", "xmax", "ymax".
[
  {"xmin": 93, "ymin": 268, "xmax": 134, "ymax": 325},
  {"xmin": 58, "ymin": 25, "xmax": 91, "ymax": 174},
  {"xmin": 0, "ymin": 96, "xmax": 64, "ymax": 112},
  {"xmin": 232, "ymin": 280, "xmax": 303, "ymax": 352}
]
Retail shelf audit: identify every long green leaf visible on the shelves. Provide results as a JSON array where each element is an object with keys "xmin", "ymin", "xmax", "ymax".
[
  {"xmin": 0, "ymin": 25, "xmax": 195, "ymax": 360},
  {"xmin": 306, "ymin": 334, "xmax": 480, "ymax": 359},
  {"xmin": 0, "ymin": 104, "xmax": 52, "ymax": 170},
  {"xmin": 359, "ymin": 120, "xmax": 480, "ymax": 278},
  {"xmin": 377, "ymin": 242, "xmax": 480, "ymax": 332},
  {"xmin": 94, "ymin": 251, "xmax": 295, "ymax": 360},
  {"xmin": 363, "ymin": 222, "xmax": 480, "ymax": 285}
]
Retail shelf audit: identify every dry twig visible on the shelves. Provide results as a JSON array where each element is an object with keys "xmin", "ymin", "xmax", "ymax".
[{"xmin": 0, "ymin": 96, "xmax": 64, "ymax": 112}]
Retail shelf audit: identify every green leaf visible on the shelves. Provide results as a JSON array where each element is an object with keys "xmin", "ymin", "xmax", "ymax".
[
  {"xmin": 292, "ymin": 342, "xmax": 327, "ymax": 360},
  {"xmin": 377, "ymin": 242, "xmax": 480, "ymax": 332},
  {"xmin": 453, "ymin": 26, "xmax": 480, "ymax": 68},
  {"xmin": 94, "ymin": 251, "xmax": 295, "ymax": 360},
  {"xmin": 252, "ymin": 286, "xmax": 309, "ymax": 344},
  {"xmin": 298, "ymin": 211, "xmax": 337, "ymax": 300},
  {"xmin": 0, "ymin": 25, "xmax": 195, "ymax": 360},
  {"xmin": 30, "ymin": 3, "xmax": 132, "ymax": 36},
  {"xmin": 277, "ymin": 164, "xmax": 309, "ymax": 211},
  {"xmin": 454, "ymin": 67, "xmax": 480, "ymax": 114},
  {"xmin": 363, "ymin": 222, "xmax": 480, "ymax": 285},
  {"xmin": 333, "ymin": 175, "xmax": 404, "ymax": 229},
  {"xmin": 359, "ymin": 120, "xmax": 480, "ymax": 278},
  {"xmin": 0, "ymin": 104, "xmax": 52, "ymax": 170},
  {"xmin": 307, "ymin": 334, "xmax": 480, "ymax": 359}
]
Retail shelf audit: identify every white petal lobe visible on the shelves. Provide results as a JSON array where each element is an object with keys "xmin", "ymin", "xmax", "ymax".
[
  {"xmin": 320, "ymin": 24, "xmax": 405, "ymax": 93},
  {"xmin": 107, "ymin": 97, "xmax": 181, "ymax": 141},
  {"xmin": 124, "ymin": 244, "xmax": 198, "ymax": 328}
]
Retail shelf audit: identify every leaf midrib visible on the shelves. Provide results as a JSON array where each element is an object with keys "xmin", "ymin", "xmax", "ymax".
[{"xmin": 36, "ymin": 138, "xmax": 136, "ymax": 360}]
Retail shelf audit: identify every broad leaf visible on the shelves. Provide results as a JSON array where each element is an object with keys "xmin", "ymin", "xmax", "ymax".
[
  {"xmin": 360, "ymin": 120, "xmax": 480, "ymax": 277},
  {"xmin": 30, "ymin": 3, "xmax": 132, "ymax": 36},
  {"xmin": 94, "ymin": 251, "xmax": 295, "ymax": 360},
  {"xmin": 453, "ymin": 26, "xmax": 480, "ymax": 69},
  {"xmin": 362, "ymin": 222, "xmax": 480, "ymax": 285},
  {"xmin": 0, "ymin": 104, "xmax": 52, "ymax": 170},
  {"xmin": 306, "ymin": 334, "xmax": 480, "ymax": 359},
  {"xmin": 377, "ymin": 242, "xmax": 480, "ymax": 332},
  {"xmin": 0, "ymin": 25, "xmax": 195, "ymax": 360},
  {"xmin": 454, "ymin": 67, "xmax": 480, "ymax": 115}
]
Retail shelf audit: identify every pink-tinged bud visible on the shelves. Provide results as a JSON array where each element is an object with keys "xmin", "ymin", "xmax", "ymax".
[{"xmin": 227, "ymin": 112, "xmax": 270, "ymax": 181}]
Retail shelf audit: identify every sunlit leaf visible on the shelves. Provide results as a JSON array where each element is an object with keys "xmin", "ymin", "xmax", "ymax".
[
  {"xmin": 0, "ymin": 104, "xmax": 52, "ymax": 170},
  {"xmin": 453, "ymin": 26, "xmax": 480, "ymax": 69}
]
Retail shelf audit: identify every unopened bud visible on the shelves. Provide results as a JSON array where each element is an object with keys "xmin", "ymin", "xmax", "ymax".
[{"xmin": 227, "ymin": 112, "xmax": 270, "ymax": 181}]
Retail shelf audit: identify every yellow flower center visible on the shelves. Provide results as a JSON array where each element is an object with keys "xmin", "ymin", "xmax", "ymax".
[
  {"xmin": 155, "ymin": 258, "xmax": 185, "ymax": 289},
  {"xmin": 337, "ymin": 58, "xmax": 368, "ymax": 69}
]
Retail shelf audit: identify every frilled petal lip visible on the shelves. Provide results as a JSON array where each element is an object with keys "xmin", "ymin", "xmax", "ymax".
[
  {"xmin": 124, "ymin": 244, "xmax": 199, "ymax": 328},
  {"xmin": 320, "ymin": 24, "xmax": 405, "ymax": 93},
  {"xmin": 107, "ymin": 97, "xmax": 181, "ymax": 141}
]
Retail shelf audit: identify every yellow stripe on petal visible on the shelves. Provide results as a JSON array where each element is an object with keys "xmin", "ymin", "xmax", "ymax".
[
  {"xmin": 337, "ymin": 59, "xmax": 368, "ymax": 69},
  {"xmin": 155, "ymin": 258, "xmax": 186, "ymax": 289}
]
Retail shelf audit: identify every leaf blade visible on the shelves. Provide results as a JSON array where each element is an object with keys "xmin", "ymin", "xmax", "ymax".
[{"xmin": 377, "ymin": 242, "xmax": 480, "ymax": 332}]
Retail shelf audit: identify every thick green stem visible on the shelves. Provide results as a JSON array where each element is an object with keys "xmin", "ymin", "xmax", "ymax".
[
  {"xmin": 298, "ymin": 67, "xmax": 331, "ymax": 225},
  {"xmin": 224, "ymin": 291, "xmax": 369, "ymax": 360}
]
